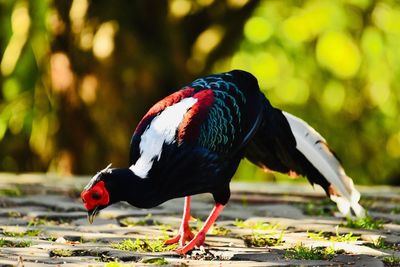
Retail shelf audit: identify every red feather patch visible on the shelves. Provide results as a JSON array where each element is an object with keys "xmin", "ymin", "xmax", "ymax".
[
  {"xmin": 81, "ymin": 181, "xmax": 110, "ymax": 211},
  {"xmin": 134, "ymin": 87, "xmax": 195, "ymax": 135},
  {"xmin": 178, "ymin": 89, "xmax": 214, "ymax": 143}
]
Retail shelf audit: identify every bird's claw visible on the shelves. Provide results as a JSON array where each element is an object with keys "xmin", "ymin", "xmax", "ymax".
[
  {"xmin": 174, "ymin": 231, "xmax": 206, "ymax": 255},
  {"xmin": 164, "ymin": 235, "xmax": 180, "ymax": 245},
  {"xmin": 164, "ymin": 226, "xmax": 194, "ymax": 246},
  {"xmin": 176, "ymin": 245, "xmax": 192, "ymax": 255}
]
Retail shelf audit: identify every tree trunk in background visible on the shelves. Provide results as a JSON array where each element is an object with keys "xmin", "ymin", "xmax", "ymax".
[{"xmin": 49, "ymin": 0, "xmax": 260, "ymax": 173}]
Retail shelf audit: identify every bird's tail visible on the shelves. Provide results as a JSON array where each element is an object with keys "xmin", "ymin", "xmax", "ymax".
[
  {"xmin": 245, "ymin": 100, "xmax": 365, "ymax": 217},
  {"xmin": 282, "ymin": 112, "xmax": 365, "ymax": 217}
]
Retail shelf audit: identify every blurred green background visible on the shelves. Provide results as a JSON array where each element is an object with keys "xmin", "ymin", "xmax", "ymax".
[{"xmin": 0, "ymin": 0, "xmax": 399, "ymax": 185}]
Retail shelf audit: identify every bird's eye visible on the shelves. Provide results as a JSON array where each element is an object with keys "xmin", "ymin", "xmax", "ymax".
[{"xmin": 92, "ymin": 192, "xmax": 101, "ymax": 200}]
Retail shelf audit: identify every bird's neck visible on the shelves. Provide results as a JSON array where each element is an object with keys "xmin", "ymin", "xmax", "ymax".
[
  {"xmin": 110, "ymin": 168, "xmax": 166, "ymax": 208},
  {"xmin": 108, "ymin": 168, "xmax": 156, "ymax": 208}
]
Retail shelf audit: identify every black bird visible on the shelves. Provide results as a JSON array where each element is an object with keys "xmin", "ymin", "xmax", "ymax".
[{"xmin": 81, "ymin": 70, "xmax": 364, "ymax": 254}]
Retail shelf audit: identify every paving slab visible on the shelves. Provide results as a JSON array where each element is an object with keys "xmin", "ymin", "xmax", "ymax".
[{"xmin": 0, "ymin": 174, "xmax": 399, "ymax": 266}]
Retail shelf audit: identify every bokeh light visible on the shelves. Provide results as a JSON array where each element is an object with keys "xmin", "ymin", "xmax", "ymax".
[
  {"xmin": 0, "ymin": 0, "xmax": 399, "ymax": 184},
  {"xmin": 316, "ymin": 31, "xmax": 361, "ymax": 79}
]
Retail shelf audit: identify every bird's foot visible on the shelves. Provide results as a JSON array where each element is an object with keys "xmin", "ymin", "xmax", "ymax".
[
  {"xmin": 164, "ymin": 225, "xmax": 195, "ymax": 247},
  {"xmin": 175, "ymin": 231, "xmax": 206, "ymax": 254}
]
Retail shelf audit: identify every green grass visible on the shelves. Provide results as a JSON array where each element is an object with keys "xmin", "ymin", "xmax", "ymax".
[
  {"xmin": 6, "ymin": 211, "xmax": 21, "ymax": 217},
  {"xmin": 359, "ymin": 197, "xmax": 374, "ymax": 209},
  {"xmin": 382, "ymin": 255, "xmax": 400, "ymax": 266},
  {"xmin": 371, "ymin": 237, "xmax": 387, "ymax": 249},
  {"xmin": 158, "ymin": 224, "xmax": 172, "ymax": 232},
  {"xmin": 46, "ymin": 236, "xmax": 58, "ymax": 242},
  {"xmin": 391, "ymin": 207, "xmax": 400, "ymax": 214},
  {"xmin": 14, "ymin": 240, "xmax": 32, "ymax": 247},
  {"xmin": 28, "ymin": 218, "xmax": 48, "ymax": 226},
  {"xmin": 303, "ymin": 199, "xmax": 336, "ymax": 216},
  {"xmin": 0, "ymin": 187, "xmax": 22, "ymax": 196},
  {"xmin": 112, "ymin": 238, "xmax": 177, "ymax": 253},
  {"xmin": 0, "ymin": 238, "xmax": 32, "ymax": 248},
  {"xmin": 120, "ymin": 218, "xmax": 147, "ymax": 226},
  {"xmin": 243, "ymin": 230, "xmax": 285, "ymax": 247},
  {"xmin": 342, "ymin": 214, "xmax": 384, "ymax": 230},
  {"xmin": 365, "ymin": 236, "xmax": 397, "ymax": 250},
  {"xmin": 233, "ymin": 219, "xmax": 278, "ymax": 230},
  {"xmin": 307, "ymin": 230, "xmax": 331, "ymax": 241},
  {"xmin": 141, "ymin": 257, "xmax": 169, "ymax": 265},
  {"xmin": 2, "ymin": 229, "xmax": 41, "ymax": 237},
  {"xmin": 307, "ymin": 227, "xmax": 360, "ymax": 243},
  {"xmin": 331, "ymin": 232, "xmax": 359, "ymax": 242},
  {"xmin": 211, "ymin": 225, "xmax": 231, "ymax": 236},
  {"xmin": 17, "ymin": 240, "xmax": 33, "ymax": 247},
  {"xmin": 284, "ymin": 244, "xmax": 336, "ymax": 260},
  {"xmin": 28, "ymin": 217, "xmax": 60, "ymax": 226},
  {"xmin": 120, "ymin": 214, "xmax": 161, "ymax": 227},
  {"xmin": 50, "ymin": 249, "xmax": 74, "ymax": 257},
  {"xmin": 331, "ymin": 226, "xmax": 360, "ymax": 242}
]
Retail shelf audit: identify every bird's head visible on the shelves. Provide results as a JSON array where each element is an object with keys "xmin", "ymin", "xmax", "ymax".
[{"xmin": 81, "ymin": 163, "xmax": 114, "ymax": 224}]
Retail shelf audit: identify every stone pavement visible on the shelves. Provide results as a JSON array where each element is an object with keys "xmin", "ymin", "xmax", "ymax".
[{"xmin": 0, "ymin": 173, "xmax": 399, "ymax": 266}]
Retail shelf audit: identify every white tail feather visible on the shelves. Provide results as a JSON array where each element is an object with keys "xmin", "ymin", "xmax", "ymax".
[{"xmin": 282, "ymin": 112, "xmax": 365, "ymax": 217}]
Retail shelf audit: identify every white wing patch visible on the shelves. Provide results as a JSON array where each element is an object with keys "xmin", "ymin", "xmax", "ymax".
[{"xmin": 130, "ymin": 97, "xmax": 198, "ymax": 178}]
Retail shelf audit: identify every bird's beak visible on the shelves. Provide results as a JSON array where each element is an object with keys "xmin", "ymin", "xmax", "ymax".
[{"xmin": 87, "ymin": 206, "xmax": 100, "ymax": 224}]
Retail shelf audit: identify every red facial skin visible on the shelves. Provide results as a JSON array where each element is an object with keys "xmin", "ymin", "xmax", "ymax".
[{"xmin": 81, "ymin": 181, "xmax": 110, "ymax": 211}]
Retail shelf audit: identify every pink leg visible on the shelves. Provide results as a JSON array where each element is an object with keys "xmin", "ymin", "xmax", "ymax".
[
  {"xmin": 164, "ymin": 196, "xmax": 194, "ymax": 246},
  {"xmin": 175, "ymin": 203, "xmax": 224, "ymax": 254}
]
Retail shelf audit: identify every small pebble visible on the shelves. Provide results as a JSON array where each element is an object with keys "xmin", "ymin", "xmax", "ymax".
[{"xmin": 55, "ymin": 237, "xmax": 67, "ymax": 244}]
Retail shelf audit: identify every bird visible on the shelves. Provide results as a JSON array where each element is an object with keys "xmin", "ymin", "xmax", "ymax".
[{"xmin": 81, "ymin": 70, "xmax": 365, "ymax": 254}]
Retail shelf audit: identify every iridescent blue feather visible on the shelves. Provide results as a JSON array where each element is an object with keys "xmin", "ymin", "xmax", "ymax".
[{"xmin": 188, "ymin": 74, "xmax": 247, "ymax": 153}]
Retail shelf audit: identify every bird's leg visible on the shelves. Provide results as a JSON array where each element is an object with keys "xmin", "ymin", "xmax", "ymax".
[
  {"xmin": 175, "ymin": 203, "xmax": 224, "ymax": 254},
  {"xmin": 164, "ymin": 196, "xmax": 194, "ymax": 246}
]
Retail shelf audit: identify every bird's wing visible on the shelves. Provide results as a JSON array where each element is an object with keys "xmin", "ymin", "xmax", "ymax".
[{"xmin": 129, "ymin": 87, "xmax": 196, "ymax": 165}]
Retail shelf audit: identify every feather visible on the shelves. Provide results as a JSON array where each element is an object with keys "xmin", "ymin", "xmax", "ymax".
[
  {"xmin": 282, "ymin": 111, "xmax": 365, "ymax": 218},
  {"xmin": 130, "ymin": 97, "xmax": 198, "ymax": 178},
  {"xmin": 84, "ymin": 163, "xmax": 112, "ymax": 190}
]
